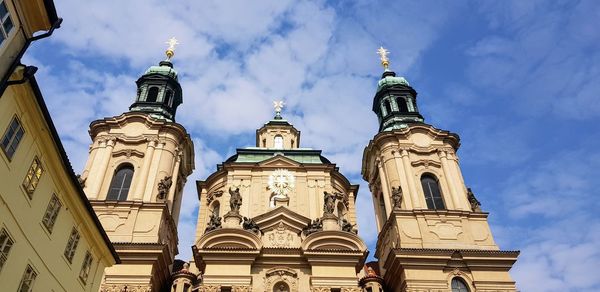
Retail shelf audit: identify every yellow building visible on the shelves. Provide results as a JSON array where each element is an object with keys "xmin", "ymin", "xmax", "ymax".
[
  {"xmin": 78, "ymin": 45, "xmax": 195, "ymax": 292},
  {"xmin": 0, "ymin": 66, "xmax": 119, "ymax": 292}
]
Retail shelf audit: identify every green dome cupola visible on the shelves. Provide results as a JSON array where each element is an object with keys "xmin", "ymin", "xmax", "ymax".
[
  {"xmin": 129, "ymin": 38, "xmax": 182, "ymax": 122},
  {"xmin": 372, "ymin": 47, "xmax": 424, "ymax": 132}
]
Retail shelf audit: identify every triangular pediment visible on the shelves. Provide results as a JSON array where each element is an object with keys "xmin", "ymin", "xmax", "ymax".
[
  {"xmin": 258, "ymin": 155, "xmax": 302, "ymax": 168},
  {"xmin": 252, "ymin": 206, "xmax": 310, "ymax": 234}
]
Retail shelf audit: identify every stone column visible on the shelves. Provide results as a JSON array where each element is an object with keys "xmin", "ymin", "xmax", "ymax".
[
  {"xmin": 439, "ymin": 150, "xmax": 462, "ymax": 210},
  {"xmin": 133, "ymin": 139, "xmax": 157, "ymax": 201},
  {"xmin": 400, "ymin": 149, "xmax": 421, "ymax": 209},
  {"xmin": 83, "ymin": 140, "xmax": 104, "ymax": 198},
  {"xmin": 144, "ymin": 141, "xmax": 164, "ymax": 202},
  {"xmin": 377, "ymin": 159, "xmax": 392, "ymax": 218},
  {"xmin": 89, "ymin": 138, "xmax": 115, "ymax": 198},
  {"xmin": 393, "ymin": 149, "xmax": 413, "ymax": 209}
]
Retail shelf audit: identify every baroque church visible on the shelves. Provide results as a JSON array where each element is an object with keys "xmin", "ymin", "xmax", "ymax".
[{"xmin": 79, "ymin": 42, "xmax": 519, "ymax": 292}]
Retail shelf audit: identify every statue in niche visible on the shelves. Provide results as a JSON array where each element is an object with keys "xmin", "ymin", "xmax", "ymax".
[
  {"xmin": 301, "ymin": 218, "xmax": 323, "ymax": 236},
  {"xmin": 467, "ymin": 188, "xmax": 482, "ymax": 212},
  {"xmin": 229, "ymin": 186, "xmax": 242, "ymax": 213},
  {"xmin": 341, "ymin": 218, "xmax": 356, "ymax": 233},
  {"xmin": 205, "ymin": 210, "xmax": 222, "ymax": 233},
  {"xmin": 391, "ymin": 186, "xmax": 403, "ymax": 210},
  {"xmin": 242, "ymin": 217, "xmax": 261, "ymax": 234},
  {"xmin": 156, "ymin": 176, "xmax": 172, "ymax": 200},
  {"xmin": 323, "ymin": 191, "xmax": 336, "ymax": 215}
]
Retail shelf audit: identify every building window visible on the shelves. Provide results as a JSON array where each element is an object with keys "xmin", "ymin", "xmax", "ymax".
[
  {"xmin": 1, "ymin": 116, "xmax": 24, "ymax": 160},
  {"xmin": 0, "ymin": 228, "xmax": 14, "ymax": 273},
  {"xmin": 42, "ymin": 194, "xmax": 62, "ymax": 233},
  {"xmin": 421, "ymin": 174, "xmax": 445, "ymax": 210},
  {"xmin": 0, "ymin": 0, "xmax": 14, "ymax": 45},
  {"xmin": 63, "ymin": 227, "xmax": 80, "ymax": 263},
  {"xmin": 396, "ymin": 96, "xmax": 409, "ymax": 112},
  {"xmin": 22, "ymin": 157, "xmax": 44, "ymax": 197},
  {"xmin": 165, "ymin": 90, "xmax": 173, "ymax": 106},
  {"xmin": 274, "ymin": 135, "xmax": 284, "ymax": 149},
  {"xmin": 383, "ymin": 100, "xmax": 392, "ymax": 116},
  {"xmin": 451, "ymin": 277, "xmax": 470, "ymax": 292},
  {"xmin": 79, "ymin": 251, "xmax": 93, "ymax": 284},
  {"xmin": 147, "ymin": 87, "xmax": 159, "ymax": 102},
  {"xmin": 18, "ymin": 264, "xmax": 37, "ymax": 292},
  {"xmin": 273, "ymin": 281, "xmax": 290, "ymax": 292},
  {"xmin": 107, "ymin": 164, "xmax": 134, "ymax": 201}
]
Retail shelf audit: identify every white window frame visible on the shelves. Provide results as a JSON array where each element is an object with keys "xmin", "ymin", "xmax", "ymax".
[
  {"xmin": 42, "ymin": 194, "xmax": 62, "ymax": 233},
  {"xmin": 18, "ymin": 264, "xmax": 37, "ymax": 292},
  {"xmin": 63, "ymin": 227, "xmax": 80, "ymax": 263},
  {"xmin": 0, "ymin": 227, "xmax": 14, "ymax": 273}
]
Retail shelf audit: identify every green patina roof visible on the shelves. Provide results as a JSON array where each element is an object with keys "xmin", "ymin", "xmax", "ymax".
[
  {"xmin": 377, "ymin": 74, "xmax": 409, "ymax": 92},
  {"xmin": 144, "ymin": 63, "xmax": 178, "ymax": 80},
  {"xmin": 231, "ymin": 148, "xmax": 330, "ymax": 164}
]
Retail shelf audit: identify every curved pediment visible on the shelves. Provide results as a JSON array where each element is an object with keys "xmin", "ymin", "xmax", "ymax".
[
  {"xmin": 302, "ymin": 230, "xmax": 367, "ymax": 252},
  {"xmin": 257, "ymin": 154, "xmax": 302, "ymax": 168},
  {"xmin": 195, "ymin": 228, "xmax": 262, "ymax": 250}
]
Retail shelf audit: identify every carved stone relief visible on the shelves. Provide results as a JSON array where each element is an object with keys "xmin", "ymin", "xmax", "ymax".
[
  {"xmin": 206, "ymin": 190, "xmax": 223, "ymax": 205},
  {"xmin": 429, "ymin": 222, "xmax": 463, "ymax": 240},
  {"xmin": 197, "ymin": 286, "xmax": 219, "ymax": 292},
  {"xmin": 266, "ymin": 222, "xmax": 296, "ymax": 248},
  {"xmin": 264, "ymin": 267, "xmax": 298, "ymax": 292}
]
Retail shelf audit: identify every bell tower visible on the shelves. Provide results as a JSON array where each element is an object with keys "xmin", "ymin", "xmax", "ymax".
[
  {"xmin": 361, "ymin": 48, "xmax": 518, "ymax": 291},
  {"xmin": 79, "ymin": 39, "xmax": 195, "ymax": 292}
]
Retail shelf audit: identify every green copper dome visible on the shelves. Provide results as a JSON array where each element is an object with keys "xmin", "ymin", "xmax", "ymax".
[
  {"xmin": 144, "ymin": 61, "xmax": 178, "ymax": 80},
  {"xmin": 377, "ymin": 73, "xmax": 409, "ymax": 92}
]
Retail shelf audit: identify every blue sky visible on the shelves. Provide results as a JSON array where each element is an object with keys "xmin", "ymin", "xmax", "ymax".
[{"xmin": 24, "ymin": 1, "xmax": 600, "ymax": 291}]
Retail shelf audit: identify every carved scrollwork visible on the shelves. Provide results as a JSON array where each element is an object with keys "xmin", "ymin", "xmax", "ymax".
[
  {"xmin": 100, "ymin": 284, "xmax": 152, "ymax": 292},
  {"xmin": 264, "ymin": 267, "xmax": 298, "ymax": 292},
  {"xmin": 206, "ymin": 190, "xmax": 223, "ymax": 205}
]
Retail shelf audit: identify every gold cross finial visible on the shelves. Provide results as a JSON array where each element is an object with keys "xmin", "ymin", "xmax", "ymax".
[
  {"xmin": 165, "ymin": 37, "xmax": 179, "ymax": 61},
  {"xmin": 377, "ymin": 46, "xmax": 390, "ymax": 70}
]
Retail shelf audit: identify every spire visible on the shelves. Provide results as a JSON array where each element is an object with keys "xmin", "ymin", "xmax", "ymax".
[
  {"xmin": 371, "ymin": 47, "xmax": 423, "ymax": 132},
  {"xmin": 129, "ymin": 38, "xmax": 183, "ymax": 122}
]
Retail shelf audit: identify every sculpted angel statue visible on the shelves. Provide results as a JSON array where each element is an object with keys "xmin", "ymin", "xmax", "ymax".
[
  {"xmin": 229, "ymin": 186, "xmax": 242, "ymax": 213},
  {"xmin": 323, "ymin": 191, "xmax": 337, "ymax": 215}
]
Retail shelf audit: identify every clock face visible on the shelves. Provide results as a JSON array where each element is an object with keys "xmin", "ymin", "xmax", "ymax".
[{"xmin": 268, "ymin": 169, "xmax": 295, "ymax": 198}]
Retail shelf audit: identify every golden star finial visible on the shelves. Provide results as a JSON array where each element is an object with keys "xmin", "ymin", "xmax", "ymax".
[
  {"xmin": 377, "ymin": 46, "xmax": 390, "ymax": 70},
  {"xmin": 165, "ymin": 37, "xmax": 180, "ymax": 61}
]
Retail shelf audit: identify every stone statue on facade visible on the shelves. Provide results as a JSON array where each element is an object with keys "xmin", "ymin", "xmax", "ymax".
[
  {"xmin": 391, "ymin": 186, "xmax": 403, "ymax": 210},
  {"xmin": 229, "ymin": 186, "xmax": 242, "ymax": 213},
  {"xmin": 323, "ymin": 191, "xmax": 336, "ymax": 215},
  {"xmin": 156, "ymin": 176, "xmax": 172, "ymax": 200},
  {"xmin": 205, "ymin": 210, "xmax": 222, "ymax": 233},
  {"xmin": 341, "ymin": 218, "xmax": 356, "ymax": 234},
  {"xmin": 467, "ymin": 188, "xmax": 482, "ymax": 212},
  {"xmin": 242, "ymin": 216, "xmax": 260, "ymax": 234},
  {"xmin": 76, "ymin": 174, "xmax": 86, "ymax": 188},
  {"xmin": 301, "ymin": 218, "xmax": 323, "ymax": 236}
]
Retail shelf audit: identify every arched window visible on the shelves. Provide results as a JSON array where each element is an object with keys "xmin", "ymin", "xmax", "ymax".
[
  {"xmin": 273, "ymin": 281, "xmax": 290, "ymax": 292},
  {"xmin": 421, "ymin": 174, "xmax": 445, "ymax": 210},
  {"xmin": 396, "ymin": 96, "xmax": 409, "ymax": 112},
  {"xmin": 383, "ymin": 100, "xmax": 392, "ymax": 116},
  {"xmin": 164, "ymin": 90, "xmax": 173, "ymax": 106},
  {"xmin": 274, "ymin": 135, "xmax": 284, "ymax": 149},
  {"xmin": 147, "ymin": 87, "xmax": 159, "ymax": 102},
  {"xmin": 451, "ymin": 278, "xmax": 470, "ymax": 292},
  {"xmin": 107, "ymin": 164, "xmax": 134, "ymax": 201}
]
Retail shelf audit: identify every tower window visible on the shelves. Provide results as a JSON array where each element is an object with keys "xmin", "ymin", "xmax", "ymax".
[
  {"xmin": 79, "ymin": 251, "xmax": 93, "ymax": 284},
  {"xmin": 146, "ymin": 87, "xmax": 159, "ymax": 102},
  {"xmin": 1, "ymin": 115, "xmax": 25, "ymax": 160},
  {"xmin": 421, "ymin": 174, "xmax": 445, "ymax": 210},
  {"xmin": 383, "ymin": 100, "xmax": 392, "ymax": 116},
  {"xmin": 274, "ymin": 135, "xmax": 284, "ymax": 149},
  {"xmin": 396, "ymin": 96, "xmax": 409, "ymax": 112},
  {"xmin": 107, "ymin": 164, "xmax": 134, "ymax": 201},
  {"xmin": 451, "ymin": 277, "xmax": 470, "ymax": 292},
  {"xmin": 165, "ymin": 90, "xmax": 173, "ymax": 106}
]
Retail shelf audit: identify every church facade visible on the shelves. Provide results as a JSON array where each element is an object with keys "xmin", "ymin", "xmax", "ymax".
[{"xmin": 76, "ymin": 44, "xmax": 518, "ymax": 291}]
